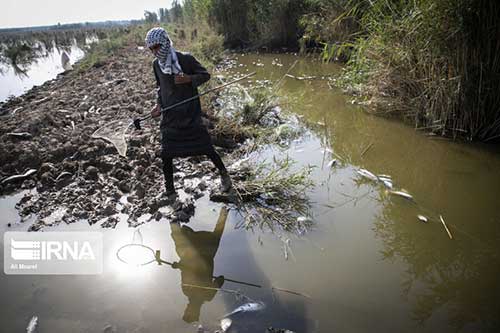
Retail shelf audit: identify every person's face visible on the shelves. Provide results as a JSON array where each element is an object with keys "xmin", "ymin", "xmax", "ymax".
[{"xmin": 149, "ymin": 44, "xmax": 161, "ymax": 56}]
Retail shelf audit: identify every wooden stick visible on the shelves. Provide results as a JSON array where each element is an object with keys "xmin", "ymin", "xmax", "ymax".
[
  {"xmin": 360, "ymin": 142, "xmax": 374, "ymax": 157},
  {"xmin": 182, "ymin": 283, "xmax": 255, "ymax": 302},
  {"xmin": 271, "ymin": 286, "xmax": 312, "ymax": 299},
  {"xmin": 439, "ymin": 215, "xmax": 453, "ymax": 240}
]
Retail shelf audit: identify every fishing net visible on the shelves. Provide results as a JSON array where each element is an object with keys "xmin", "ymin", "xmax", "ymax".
[
  {"xmin": 90, "ymin": 72, "xmax": 257, "ymax": 158},
  {"xmin": 91, "ymin": 119, "xmax": 131, "ymax": 157}
]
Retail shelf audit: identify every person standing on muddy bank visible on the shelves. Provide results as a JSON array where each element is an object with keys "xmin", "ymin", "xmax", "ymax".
[{"xmin": 145, "ymin": 27, "xmax": 232, "ymax": 196}]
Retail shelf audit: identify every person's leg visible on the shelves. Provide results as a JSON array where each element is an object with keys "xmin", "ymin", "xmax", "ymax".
[
  {"xmin": 206, "ymin": 150, "xmax": 232, "ymax": 192},
  {"xmin": 161, "ymin": 153, "xmax": 175, "ymax": 193},
  {"xmin": 206, "ymin": 150, "xmax": 228, "ymax": 175}
]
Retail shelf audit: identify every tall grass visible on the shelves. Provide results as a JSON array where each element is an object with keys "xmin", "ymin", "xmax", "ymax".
[{"xmin": 335, "ymin": 0, "xmax": 500, "ymax": 141}]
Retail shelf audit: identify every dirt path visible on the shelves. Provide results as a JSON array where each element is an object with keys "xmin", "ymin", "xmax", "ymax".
[{"xmin": 0, "ymin": 45, "xmax": 237, "ymax": 230}]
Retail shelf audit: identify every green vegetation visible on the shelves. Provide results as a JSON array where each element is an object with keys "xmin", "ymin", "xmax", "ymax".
[
  {"xmin": 234, "ymin": 156, "xmax": 314, "ymax": 233},
  {"xmin": 168, "ymin": 0, "xmax": 500, "ymax": 141},
  {"xmin": 2, "ymin": 0, "xmax": 497, "ymax": 141},
  {"xmin": 327, "ymin": 0, "xmax": 500, "ymax": 141},
  {"xmin": 74, "ymin": 27, "xmax": 131, "ymax": 72}
]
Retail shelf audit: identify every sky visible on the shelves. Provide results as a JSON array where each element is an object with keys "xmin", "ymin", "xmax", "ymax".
[{"xmin": 1, "ymin": 0, "xmax": 173, "ymax": 29}]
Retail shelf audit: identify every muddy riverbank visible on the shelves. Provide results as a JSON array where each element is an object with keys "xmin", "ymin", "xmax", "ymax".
[{"xmin": 0, "ymin": 45, "xmax": 254, "ymax": 230}]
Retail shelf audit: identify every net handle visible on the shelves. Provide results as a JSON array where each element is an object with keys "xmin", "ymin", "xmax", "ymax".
[{"xmin": 134, "ymin": 71, "xmax": 256, "ymax": 126}]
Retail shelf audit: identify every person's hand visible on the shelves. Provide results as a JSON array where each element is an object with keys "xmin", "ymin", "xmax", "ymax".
[
  {"xmin": 174, "ymin": 74, "xmax": 192, "ymax": 85},
  {"xmin": 151, "ymin": 104, "xmax": 161, "ymax": 118}
]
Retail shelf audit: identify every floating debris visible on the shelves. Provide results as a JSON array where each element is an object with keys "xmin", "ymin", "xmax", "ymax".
[
  {"xmin": 360, "ymin": 142, "xmax": 374, "ymax": 157},
  {"xmin": 26, "ymin": 316, "xmax": 38, "ymax": 333},
  {"xmin": 272, "ymin": 286, "xmax": 312, "ymax": 299},
  {"xmin": 322, "ymin": 148, "xmax": 333, "ymax": 154},
  {"xmin": 285, "ymin": 74, "xmax": 317, "ymax": 81},
  {"xmin": 296, "ymin": 216, "xmax": 311, "ymax": 223},
  {"xmin": 439, "ymin": 215, "xmax": 453, "ymax": 239},
  {"xmin": 417, "ymin": 215, "xmax": 428, "ymax": 223},
  {"xmin": 357, "ymin": 168, "xmax": 378, "ymax": 181},
  {"xmin": 282, "ymin": 238, "xmax": 291, "ymax": 260},
  {"xmin": 223, "ymin": 302, "xmax": 266, "ymax": 318},
  {"xmin": 1, "ymin": 169, "xmax": 37, "ymax": 185},
  {"xmin": 220, "ymin": 318, "xmax": 232, "ymax": 332},
  {"xmin": 389, "ymin": 190, "xmax": 414, "ymax": 201},
  {"xmin": 268, "ymin": 327, "xmax": 296, "ymax": 333}
]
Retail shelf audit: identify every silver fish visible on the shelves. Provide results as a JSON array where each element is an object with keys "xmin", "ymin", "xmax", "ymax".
[
  {"xmin": 6, "ymin": 132, "xmax": 32, "ymax": 139},
  {"xmin": 377, "ymin": 176, "xmax": 393, "ymax": 189},
  {"xmin": 381, "ymin": 179, "xmax": 393, "ymax": 189},
  {"xmin": 357, "ymin": 168, "xmax": 378, "ymax": 181},
  {"xmin": 26, "ymin": 316, "xmax": 38, "ymax": 333},
  {"xmin": 327, "ymin": 159, "xmax": 337, "ymax": 167},
  {"xmin": 220, "ymin": 318, "xmax": 232, "ymax": 332},
  {"xmin": 389, "ymin": 190, "xmax": 414, "ymax": 201},
  {"xmin": 417, "ymin": 215, "xmax": 428, "ymax": 222},
  {"xmin": 223, "ymin": 302, "xmax": 265, "ymax": 318},
  {"xmin": 1, "ymin": 169, "xmax": 37, "ymax": 185}
]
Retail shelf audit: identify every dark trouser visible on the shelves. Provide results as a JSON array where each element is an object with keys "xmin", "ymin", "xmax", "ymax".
[{"xmin": 162, "ymin": 150, "xmax": 228, "ymax": 191}]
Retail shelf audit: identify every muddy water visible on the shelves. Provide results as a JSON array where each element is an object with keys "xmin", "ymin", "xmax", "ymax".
[
  {"xmin": 1, "ymin": 53, "xmax": 500, "ymax": 332},
  {"xmin": 0, "ymin": 39, "xmax": 85, "ymax": 102}
]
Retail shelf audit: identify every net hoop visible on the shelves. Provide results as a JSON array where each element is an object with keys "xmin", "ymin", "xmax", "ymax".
[{"xmin": 116, "ymin": 243, "xmax": 156, "ymax": 266}]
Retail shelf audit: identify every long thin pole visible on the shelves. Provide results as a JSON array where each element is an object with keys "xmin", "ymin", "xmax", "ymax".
[{"xmin": 136, "ymin": 71, "xmax": 256, "ymax": 125}]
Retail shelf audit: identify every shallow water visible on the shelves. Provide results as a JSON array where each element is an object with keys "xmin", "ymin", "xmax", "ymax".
[
  {"xmin": 0, "ymin": 39, "xmax": 85, "ymax": 102},
  {"xmin": 1, "ymin": 53, "xmax": 500, "ymax": 332}
]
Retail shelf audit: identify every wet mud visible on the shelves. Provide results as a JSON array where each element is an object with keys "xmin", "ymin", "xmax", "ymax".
[{"xmin": 0, "ymin": 46, "xmax": 250, "ymax": 230}]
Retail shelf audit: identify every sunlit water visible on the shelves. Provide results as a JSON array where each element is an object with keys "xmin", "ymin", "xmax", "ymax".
[
  {"xmin": 0, "ymin": 39, "xmax": 85, "ymax": 102},
  {"xmin": 1, "ymin": 53, "xmax": 500, "ymax": 332}
]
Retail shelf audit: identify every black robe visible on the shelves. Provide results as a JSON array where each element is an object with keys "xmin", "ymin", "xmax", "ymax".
[{"xmin": 153, "ymin": 52, "xmax": 214, "ymax": 157}]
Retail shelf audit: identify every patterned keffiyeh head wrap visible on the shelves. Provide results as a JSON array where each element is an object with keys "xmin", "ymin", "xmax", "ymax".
[{"xmin": 145, "ymin": 27, "xmax": 183, "ymax": 75}]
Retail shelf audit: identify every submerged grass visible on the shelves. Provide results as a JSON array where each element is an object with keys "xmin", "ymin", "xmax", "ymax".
[
  {"xmin": 208, "ymin": 80, "xmax": 313, "ymax": 233},
  {"xmin": 230, "ymin": 156, "xmax": 314, "ymax": 233}
]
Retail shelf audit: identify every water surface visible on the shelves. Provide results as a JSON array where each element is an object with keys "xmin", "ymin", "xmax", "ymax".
[
  {"xmin": 1, "ymin": 53, "xmax": 500, "ymax": 332},
  {"xmin": 0, "ymin": 39, "xmax": 85, "ymax": 102}
]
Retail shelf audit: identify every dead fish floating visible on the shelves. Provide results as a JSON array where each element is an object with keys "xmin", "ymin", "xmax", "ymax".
[
  {"xmin": 1, "ymin": 169, "xmax": 37, "ymax": 185},
  {"xmin": 377, "ymin": 176, "xmax": 393, "ymax": 189},
  {"xmin": 327, "ymin": 159, "xmax": 337, "ymax": 167},
  {"xmin": 220, "ymin": 318, "xmax": 232, "ymax": 332},
  {"xmin": 26, "ymin": 316, "xmax": 38, "ymax": 333},
  {"xmin": 417, "ymin": 215, "xmax": 428, "ymax": 223},
  {"xmin": 356, "ymin": 168, "xmax": 378, "ymax": 181},
  {"xmin": 389, "ymin": 190, "xmax": 414, "ymax": 201},
  {"xmin": 223, "ymin": 301, "xmax": 266, "ymax": 318}
]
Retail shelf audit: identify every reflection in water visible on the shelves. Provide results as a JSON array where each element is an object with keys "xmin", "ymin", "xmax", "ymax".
[
  {"xmin": 0, "ymin": 33, "xmax": 96, "ymax": 101},
  {"xmin": 374, "ymin": 199, "xmax": 500, "ymax": 331},
  {"xmin": 171, "ymin": 207, "xmax": 228, "ymax": 323}
]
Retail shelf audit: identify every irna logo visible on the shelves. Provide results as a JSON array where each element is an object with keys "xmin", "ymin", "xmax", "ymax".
[
  {"xmin": 11, "ymin": 239, "xmax": 96, "ymax": 261},
  {"xmin": 4, "ymin": 232, "xmax": 103, "ymax": 275}
]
